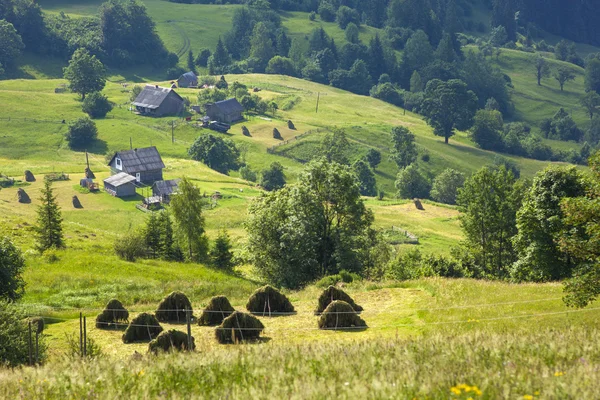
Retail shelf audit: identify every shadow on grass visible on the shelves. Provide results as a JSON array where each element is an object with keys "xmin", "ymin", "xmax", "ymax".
[{"xmin": 320, "ymin": 326, "xmax": 369, "ymax": 333}]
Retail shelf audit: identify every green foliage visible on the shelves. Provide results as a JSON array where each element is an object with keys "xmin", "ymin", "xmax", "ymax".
[
  {"xmin": 315, "ymin": 286, "xmax": 363, "ymax": 314},
  {"xmin": 144, "ymin": 213, "xmax": 161, "ymax": 259},
  {"xmin": 265, "ymin": 56, "xmax": 296, "ymax": 76},
  {"xmin": 215, "ymin": 311, "xmax": 264, "ymax": 344},
  {"xmin": 122, "ymin": 313, "xmax": 162, "ymax": 343},
  {"xmin": 345, "ymin": 22, "xmax": 359, "ymax": 44},
  {"xmin": 35, "ymin": 179, "xmax": 64, "ymax": 252},
  {"xmin": 431, "ymin": 168, "xmax": 465, "ymax": 205},
  {"xmin": 198, "ymin": 296, "xmax": 234, "ymax": 326},
  {"xmin": 129, "ymin": 85, "xmax": 142, "ymax": 102},
  {"xmin": 208, "ymin": 37, "xmax": 231, "ymax": 75},
  {"xmin": 195, "ymin": 48, "xmax": 211, "ymax": 67},
  {"xmin": 210, "ymin": 230, "xmax": 235, "ymax": 271},
  {"xmin": 353, "ymin": 159, "xmax": 377, "ymax": 196},
  {"xmin": 249, "ymin": 22, "xmax": 274, "ymax": 72},
  {"xmin": 82, "ymin": 91, "xmax": 113, "ymax": 118},
  {"xmin": 0, "ymin": 20, "xmax": 23, "ymax": 69},
  {"xmin": 319, "ymin": 130, "xmax": 350, "ymax": 165},
  {"xmin": 149, "ymin": 329, "xmax": 194, "ymax": 353},
  {"xmin": 585, "ymin": 58, "xmax": 600, "ymax": 94},
  {"xmin": 169, "ymin": 177, "xmax": 208, "ymax": 262},
  {"xmin": 369, "ymin": 82, "xmax": 404, "ymax": 106},
  {"xmin": 534, "ymin": 55, "xmax": 550, "ymax": 86},
  {"xmin": 95, "ymin": 299, "xmax": 129, "ymax": 329},
  {"xmin": 470, "ymin": 109, "xmax": 504, "ymax": 151},
  {"xmin": 364, "ymin": 149, "xmax": 381, "ymax": 169},
  {"xmin": 580, "ymin": 91, "xmax": 600, "ymax": 120},
  {"xmin": 0, "ymin": 301, "xmax": 46, "ymax": 367},
  {"xmin": 245, "ymin": 285, "xmax": 295, "ymax": 315},
  {"xmin": 260, "ymin": 162, "xmax": 285, "ymax": 191},
  {"xmin": 390, "ymin": 126, "xmax": 417, "ymax": 169},
  {"xmin": 0, "ymin": 237, "xmax": 25, "ymax": 301},
  {"xmin": 554, "ymin": 66, "xmax": 576, "ymax": 91},
  {"xmin": 188, "ymin": 133, "xmax": 241, "ymax": 174},
  {"xmin": 65, "ymin": 117, "xmax": 98, "ymax": 149},
  {"xmin": 114, "ymin": 229, "xmax": 145, "ymax": 262},
  {"xmin": 318, "ymin": 300, "xmax": 366, "ymax": 329},
  {"xmin": 240, "ymin": 165, "xmax": 257, "ymax": 182},
  {"xmin": 395, "ymin": 165, "xmax": 431, "ymax": 199},
  {"xmin": 409, "ymin": 70, "xmax": 424, "ymax": 93},
  {"xmin": 63, "ymin": 48, "xmax": 106, "ymax": 100}
]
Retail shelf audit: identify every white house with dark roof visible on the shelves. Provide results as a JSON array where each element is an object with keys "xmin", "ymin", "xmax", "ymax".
[
  {"xmin": 132, "ymin": 85, "xmax": 184, "ymax": 116},
  {"xmin": 107, "ymin": 146, "xmax": 165, "ymax": 184}
]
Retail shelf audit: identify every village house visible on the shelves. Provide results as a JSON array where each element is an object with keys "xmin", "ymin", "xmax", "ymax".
[
  {"xmin": 177, "ymin": 71, "xmax": 198, "ymax": 88},
  {"xmin": 132, "ymin": 85, "xmax": 184, "ymax": 116},
  {"xmin": 107, "ymin": 146, "xmax": 165, "ymax": 184},
  {"xmin": 205, "ymin": 98, "xmax": 244, "ymax": 124},
  {"xmin": 152, "ymin": 179, "xmax": 180, "ymax": 204},
  {"xmin": 103, "ymin": 172, "xmax": 137, "ymax": 198}
]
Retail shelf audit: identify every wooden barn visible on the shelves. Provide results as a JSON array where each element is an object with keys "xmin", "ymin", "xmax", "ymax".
[
  {"xmin": 205, "ymin": 98, "xmax": 244, "ymax": 124},
  {"xmin": 178, "ymin": 71, "xmax": 198, "ymax": 88},
  {"xmin": 107, "ymin": 146, "xmax": 165, "ymax": 184},
  {"xmin": 132, "ymin": 85, "xmax": 184, "ymax": 116},
  {"xmin": 104, "ymin": 173, "xmax": 137, "ymax": 198},
  {"xmin": 152, "ymin": 179, "xmax": 180, "ymax": 204}
]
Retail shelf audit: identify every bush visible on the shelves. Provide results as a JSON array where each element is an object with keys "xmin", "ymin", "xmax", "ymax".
[
  {"xmin": 215, "ymin": 311, "xmax": 264, "ymax": 344},
  {"xmin": 240, "ymin": 166, "xmax": 257, "ymax": 182},
  {"xmin": 0, "ymin": 236, "xmax": 25, "ymax": 301},
  {"xmin": 66, "ymin": 333, "xmax": 102, "ymax": 359},
  {"xmin": 315, "ymin": 286, "xmax": 363, "ymax": 314},
  {"xmin": 155, "ymin": 291, "xmax": 193, "ymax": 323},
  {"xmin": 82, "ymin": 91, "xmax": 113, "ymax": 118},
  {"xmin": 316, "ymin": 275, "xmax": 341, "ymax": 288},
  {"xmin": 148, "ymin": 329, "xmax": 195, "ymax": 353},
  {"xmin": 95, "ymin": 299, "xmax": 129, "ymax": 329},
  {"xmin": 122, "ymin": 313, "xmax": 163, "ymax": 343},
  {"xmin": 395, "ymin": 165, "xmax": 431, "ymax": 199},
  {"xmin": 318, "ymin": 300, "xmax": 366, "ymax": 329},
  {"xmin": 246, "ymin": 285, "xmax": 295, "ymax": 316},
  {"xmin": 198, "ymin": 296, "xmax": 235, "ymax": 326},
  {"xmin": 114, "ymin": 230, "xmax": 146, "ymax": 261},
  {"xmin": 0, "ymin": 301, "xmax": 46, "ymax": 366},
  {"xmin": 65, "ymin": 117, "xmax": 98, "ymax": 149}
]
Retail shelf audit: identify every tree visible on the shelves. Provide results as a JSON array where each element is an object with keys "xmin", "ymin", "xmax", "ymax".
[
  {"xmin": 260, "ymin": 162, "xmax": 286, "ymax": 191},
  {"xmin": 246, "ymin": 159, "xmax": 375, "ymax": 288},
  {"xmin": 584, "ymin": 58, "xmax": 600, "ymax": 94},
  {"xmin": 410, "ymin": 70, "xmax": 424, "ymax": 93},
  {"xmin": 353, "ymin": 159, "xmax": 377, "ymax": 196},
  {"xmin": 65, "ymin": 117, "xmax": 98, "ymax": 149},
  {"xmin": 188, "ymin": 133, "xmax": 241, "ymax": 174},
  {"xmin": 345, "ymin": 22, "xmax": 359, "ymax": 44},
  {"xmin": 195, "ymin": 48, "xmax": 211, "ymax": 67},
  {"xmin": 35, "ymin": 179, "xmax": 64, "ymax": 252},
  {"xmin": 265, "ymin": 56, "xmax": 296, "ymax": 76},
  {"xmin": 364, "ymin": 149, "xmax": 381, "ymax": 169},
  {"xmin": 490, "ymin": 25, "xmax": 508, "ymax": 47},
  {"xmin": 348, "ymin": 59, "xmax": 372, "ymax": 95},
  {"xmin": 158, "ymin": 210, "xmax": 180, "ymax": 261},
  {"xmin": 470, "ymin": 109, "xmax": 504, "ymax": 151},
  {"xmin": 512, "ymin": 166, "xmax": 587, "ymax": 282},
  {"xmin": 318, "ymin": 2, "xmax": 335, "ymax": 22},
  {"xmin": 390, "ymin": 126, "xmax": 418, "ymax": 168},
  {"xmin": 208, "ymin": 37, "xmax": 231, "ymax": 74},
  {"xmin": 554, "ymin": 66, "xmax": 576, "ymax": 91},
  {"xmin": 169, "ymin": 177, "xmax": 208, "ymax": 262},
  {"xmin": 402, "ymin": 30, "xmax": 433, "ymax": 74},
  {"xmin": 249, "ymin": 22, "xmax": 274, "ymax": 72},
  {"xmin": 63, "ymin": 48, "xmax": 106, "ymax": 100},
  {"xmin": 560, "ymin": 151, "xmax": 600, "ymax": 308},
  {"xmin": 395, "ymin": 164, "xmax": 431, "ymax": 199},
  {"xmin": 82, "ymin": 92, "xmax": 113, "ymax": 118},
  {"xmin": 457, "ymin": 166, "xmax": 524, "ymax": 278},
  {"xmin": 210, "ymin": 230, "xmax": 235, "ymax": 271},
  {"xmin": 534, "ymin": 55, "xmax": 550, "ymax": 86},
  {"xmin": 0, "ymin": 302, "xmax": 46, "ymax": 367},
  {"xmin": 275, "ymin": 29, "xmax": 291, "ymax": 57},
  {"xmin": 431, "ymin": 169, "xmax": 465, "ymax": 205},
  {"xmin": 319, "ymin": 129, "xmax": 350, "ymax": 165},
  {"xmin": 336, "ymin": 6, "xmax": 360, "ymax": 29},
  {"xmin": 580, "ymin": 91, "xmax": 600, "ymax": 120},
  {"xmin": 0, "ymin": 237, "xmax": 25, "ymax": 301},
  {"xmin": 421, "ymin": 79, "xmax": 478, "ymax": 144},
  {"xmin": 0, "ymin": 20, "xmax": 23, "ymax": 70},
  {"xmin": 187, "ymin": 50, "xmax": 195, "ymax": 72},
  {"xmin": 144, "ymin": 213, "xmax": 161, "ymax": 259}
]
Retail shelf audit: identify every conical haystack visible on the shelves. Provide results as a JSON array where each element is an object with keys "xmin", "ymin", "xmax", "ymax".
[
  {"xmin": 72, "ymin": 195, "xmax": 83, "ymax": 209},
  {"xmin": 198, "ymin": 296, "xmax": 235, "ymax": 326},
  {"xmin": 17, "ymin": 188, "xmax": 30, "ymax": 204},
  {"xmin": 96, "ymin": 299, "xmax": 129, "ymax": 329},
  {"xmin": 24, "ymin": 170, "xmax": 35, "ymax": 182},
  {"xmin": 315, "ymin": 286, "xmax": 363, "ymax": 314},
  {"xmin": 246, "ymin": 285, "xmax": 295, "ymax": 316},
  {"xmin": 155, "ymin": 291, "xmax": 193, "ymax": 323},
  {"xmin": 318, "ymin": 300, "xmax": 366, "ymax": 329},
  {"xmin": 148, "ymin": 329, "xmax": 195, "ymax": 353},
  {"xmin": 122, "ymin": 313, "xmax": 163, "ymax": 343},
  {"xmin": 215, "ymin": 311, "xmax": 264, "ymax": 344}
]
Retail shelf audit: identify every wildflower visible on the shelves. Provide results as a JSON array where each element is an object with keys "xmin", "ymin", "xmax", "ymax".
[
  {"xmin": 554, "ymin": 371, "xmax": 565, "ymax": 377},
  {"xmin": 523, "ymin": 395, "xmax": 534, "ymax": 400},
  {"xmin": 138, "ymin": 369, "xmax": 145, "ymax": 377},
  {"xmin": 450, "ymin": 387, "xmax": 462, "ymax": 395}
]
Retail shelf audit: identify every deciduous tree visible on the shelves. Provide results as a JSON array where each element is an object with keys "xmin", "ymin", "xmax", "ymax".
[
  {"xmin": 169, "ymin": 177, "xmax": 208, "ymax": 262},
  {"xmin": 63, "ymin": 48, "xmax": 106, "ymax": 100}
]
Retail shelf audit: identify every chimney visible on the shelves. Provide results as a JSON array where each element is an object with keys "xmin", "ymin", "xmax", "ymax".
[{"xmin": 155, "ymin": 85, "xmax": 158, "ymax": 88}]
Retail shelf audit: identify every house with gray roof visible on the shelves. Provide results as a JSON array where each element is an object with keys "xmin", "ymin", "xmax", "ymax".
[
  {"xmin": 152, "ymin": 179, "xmax": 180, "ymax": 204},
  {"xmin": 178, "ymin": 71, "xmax": 198, "ymax": 88},
  {"xmin": 103, "ymin": 172, "xmax": 137, "ymax": 198},
  {"xmin": 132, "ymin": 85, "xmax": 184, "ymax": 117},
  {"xmin": 107, "ymin": 146, "xmax": 165, "ymax": 184},
  {"xmin": 205, "ymin": 98, "xmax": 244, "ymax": 123}
]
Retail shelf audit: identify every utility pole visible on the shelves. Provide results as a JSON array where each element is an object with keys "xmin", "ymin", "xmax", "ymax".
[
  {"xmin": 85, "ymin": 150, "xmax": 90, "ymax": 170},
  {"xmin": 171, "ymin": 120, "xmax": 175, "ymax": 144},
  {"xmin": 130, "ymin": 137, "xmax": 133, "ymax": 150}
]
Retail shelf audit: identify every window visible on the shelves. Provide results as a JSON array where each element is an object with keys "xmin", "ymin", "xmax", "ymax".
[
  {"xmin": 115, "ymin": 158, "xmax": 122, "ymax": 170},
  {"xmin": 135, "ymin": 173, "xmax": 141, "ymax": 182}
]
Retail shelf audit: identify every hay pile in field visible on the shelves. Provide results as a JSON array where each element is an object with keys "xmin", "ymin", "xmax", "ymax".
[
  {"xmin": 24, "ymin": 170, "xmax": 35, "ymax": 182},
  {"xmin": 122, "ymin": 313, "xmax": 163, "ymax": 343},
  {"xmin": 96, "ymin": 299, "xmax": 129, "ymax": 329},
  {"xmin": 198, "ymin": 296, "xmax": 235, "ymax": 326},
  {"xmin": 17, "ymin": 188, "xmax": 30, "ymax": 203},
  {"xmin": 318, "ymin": 300, "xmax": 366, "ymax": 329},
  {"xmin": 155, "ymin": 291, "xmax": 193, "ymax": 323},
  {"xmin": 241, "ymin": 126, "xmax": 251, "ymax": 136},
  {"xmin": 246, "ymin": 285, "xmax": 295, "ymax": 316},
  {"xmin": 215, "ymin": 311, "xmax": 264, "ymax": 344},
  {"xmin": 414, "ymin": 199, "xmax": 424, "ymax": 210},
  {"xmin": 273, "ymin": 128, "xmax": 282, "ymax": 140},
  {"xmin": 84, "ymin": 167, "xmax": 95, "ymax": 179},
  {"xmin": 148, "ymin": 329, "xmax": 195, "ymax": 353},
  {"xmin": 72, "ymin": 195, "xmax": 82, "ymax": 209},
  {"xmin": 287, "ymin": 120, "xmax": 296, "ymax": 130},
  {"xmin": 315, "ymin": 286, "xmax": 363, "ymax": 314}
]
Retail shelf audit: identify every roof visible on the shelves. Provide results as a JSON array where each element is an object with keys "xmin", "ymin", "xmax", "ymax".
[
  {"xmin": 108, "ymin": 146, "xmax": 165, "ymax": 173},
  {"xmin": 209, "ymin": 98, "xmax": 244, "ymax": 115},
  {"xmin": 104, "ymin": 172, "xmax": 136, "ymax": 187},
  {"xmin": 178, "ymin": 71, "xmax": 197, "ymax": 83},
  {"xmin": 153, "ymin": 179, "xmax": 180, "ymax": 196},
  {"xmin": 132, "ymin": 85, "xmax": 183, "ymax": 109}
]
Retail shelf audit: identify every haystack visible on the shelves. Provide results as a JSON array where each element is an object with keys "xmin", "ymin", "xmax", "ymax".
[
  {"xmin": 318, "ymin": 300, "xmax": 366, "ymax": 329},
  {"xmin": 24, "ymin": 170, "xmax": 35, "ymax": 182},
  {"xmin": 287, "ymin": 120, "xmax": 296, "ymax": 130},
  {"xmin": 198, "ymin": 296, "xmax": 235, "ymax": 326},
  {"xmin": 315, "ymin": 286, "xmax": 363, "ymax": 314},
  {"xmin": 246, "ymin": 285, "xmax": 295, "ymax": 316},
  {"xmin": 85, "ymin": 167, "xmax": 95, "ymax": 179},
  {"xmin": 273, "ymin": 128, "xmax": 282, "ymax": 140},
  {"xmin": 414, "ymin": 198, "xmax": 424, "ymax": 210},
  {"xmin": 122, "ymin": 313, "xmax": 163, "ymax": 343},
  {"xmin": 72, "ymin": 195, "xmax": 83, "ymax": 209},
  {"xmin": 96, "ymin": 299, "xmax": 129, "ymax": 329},
  {"xmin": 30, "ymin": 317, "xmax": 44, "ymax": 334},
  {"xmin": 215, "ymin": 311, "xmax": 264, "ymax": 344},
  {"xmin": 241, "ymin": 126, "xmax": 251, "ymax": 137},
  {"xmin": 17, "ymin": 188, "xmax": 30, "ymax": 204},
  {"xmin": 155, "ymin": 291, "xmax": 193, "ymax": 323},
  {"xmin": 148, "ymin": 329, "xmax": 195, "ymax": 353}
]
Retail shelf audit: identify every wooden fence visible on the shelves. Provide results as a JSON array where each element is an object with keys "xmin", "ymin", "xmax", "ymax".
[{"xmin": 266, "ymin": 128, "xmax": 325, "ymax": 154}]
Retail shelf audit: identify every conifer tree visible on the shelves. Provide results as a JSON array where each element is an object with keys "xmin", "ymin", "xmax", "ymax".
[
  {"xmin": 144, "ymin": 213, "xmax": 161, "ymax": 258},
  {"xmin": 187, "ymin": 50, "xmax": 195, "ymax": 73},
  {"xmin": 210, "ymin": 230, "xmax": 235, "ymax": 270},
  {"xmin": 159, "ymin": 210, "xmax": 178, "ymax": 260},
  {"xmin": 35, "ymin": 179, "xmax": 64, "ymax": 252}
]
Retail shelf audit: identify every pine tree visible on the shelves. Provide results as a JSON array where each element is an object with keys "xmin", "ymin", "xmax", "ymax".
[
  {"xmin": 187, "ymin": 50, "xmax": 195, "ymax": 72},
  {"xmin": 410, "ymin": 70, "xmax": 424, "ymax": 92},
  {"xmin": 35, "ymin": 179, "xmax": 64, "ymax": 252},
  {"xmin": 144, "ymin": 213, "xmax": 161, "ymax": 258},
  {"xmin": 209, "ymin": 37, "xmax": 231, "ymax": 74},
  {"xmin": 158, "ymin": 210, "xmax": 179, "ymax": 261},
  {"xmin": 210, "ymin": 230, "xmax": 235, "ymax": 270}
]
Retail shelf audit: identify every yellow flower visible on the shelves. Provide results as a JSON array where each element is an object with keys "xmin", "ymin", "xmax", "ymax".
[
  {"xmin": 473, "ymin": 388, "xmax": 482, "ymax": 396},
  {"xmin": 138, "ymin": 370, "xmax": 145, "ymax": 377},
  {"xmin": 534, "ymin": 391, "xmax": 540, "ymax": 396},
  {"xmin": 554, "ymin": 371, "xmax": 565, "ymax": 377},
  {"xmin": 450, "ymin": 387, "xmax": 462, "ymax": 395},
  {"xmin": 523, "ymin": 395, "xmax": 534, "ymax": 400}
]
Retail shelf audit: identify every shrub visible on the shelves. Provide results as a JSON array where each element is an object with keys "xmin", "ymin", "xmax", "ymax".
[
  {"xmin": 315, "ymin": 286, "xmax": 363, "ymax": 314},
  {"xmin": 155, "ymin": 291, "xmax": 193, "ymax": 323},
  {"xmin": 246, "ymin": 285, "xmax": 295, "ymax": 316},
  {"xmin": 198, "ymin": 296, "xmax": 235, "ymax": 326},
  {"xmin": 148, "ymin": 329, "xmax": 195, "ymax": 353},
  {"xmin": 240, "ymin": 166, "xmax": 257, "ymax": 182},
  {"xmin": 0, "ymin": 301, "xmax": 46, "ymax": 366},
  {"xmin": 316, "ymin": 275, "xmax": 341, "ymax": 288},
  {"xmin": 0, "ymin": 236, "xmax": 25, "ymax": 301},
  {"xmin": 318, "ymin": 300, "xmax": 366, "ymax": 329},
  {"xmin": 82, "ymin": 91, "xmax": 113, "ymax": 118},
  {"xmin": 122, "ymin": 313, "xmax": 163, "ymax": 343},
  {"xmin": 114, "ymin": 230, "xmax": 146, "ymax": 261},
  {"xmin": 65, "ymin": 117, "xmax": 98, "ymax": 149},
  {"xmin": 215, "ymin": 311, "xmax": 264, "ymax": 344},
  {"xmin": 95, "ymin": 299, "xmax": 129, "ymax": 329}
]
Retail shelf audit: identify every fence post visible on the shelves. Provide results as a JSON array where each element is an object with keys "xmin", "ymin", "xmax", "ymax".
[
  {"xmin": 79, "ymin": 312, "xmax": 83, "ymax": 357},
  {"xmin": 28, "ymin": 321, "xmax": 32, "ymax": 366},
  {"xmin": 186, "ymin": 308, "xmax": 192, "ymax": 351},
  {"xmin": 35, "ymin": 328, "xmax": 39, "ymax": 365},
  {"xmin": 83, "ymin": 316, "xmax": 87, "ymax": 357}
]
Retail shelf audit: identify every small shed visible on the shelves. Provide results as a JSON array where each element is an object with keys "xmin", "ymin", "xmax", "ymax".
[
  {"xmin": 178, "ymin": 71, "xmax": 198, "ymax": 88},
  {"xmin": 104, "ymin": 172, "xmax": 137, "ymax": 198},
  {"xmin": 132, "ymin": 85, "xmax": 184, "ymax": 117},
  {"xmin": 107, "ymin": 146, "xmax": 165, "ymax": 184},
  {"xmin": 205, "ymin": 98, "xmax": 244, "ymax": 124},
  {"xmin": 152, "ymin": 179, "xmax": 180, "ymax": 204}
]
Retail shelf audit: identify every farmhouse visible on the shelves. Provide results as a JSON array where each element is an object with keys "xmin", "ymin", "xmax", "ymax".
[
  {"xmin": 103, "ymin": 172, "xmax": 137, "ymax": 198},
  {"xmin": 205, "ymin": 98, "xmax": 244, "ymax": 124},
  {"xmin": 132, "ymin": 85, "xmax": 184, "ymax": 116},
  {"xmin": 178, "ymin": 71, "xmax": 198, "ymax": 88},
  {"xmin": 108, "ymin": 146, "xmax": 165, "ymax": 184},
  {"xmin": 152, "ymin": 179, "xmax": 180, "ymax": 204}
]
